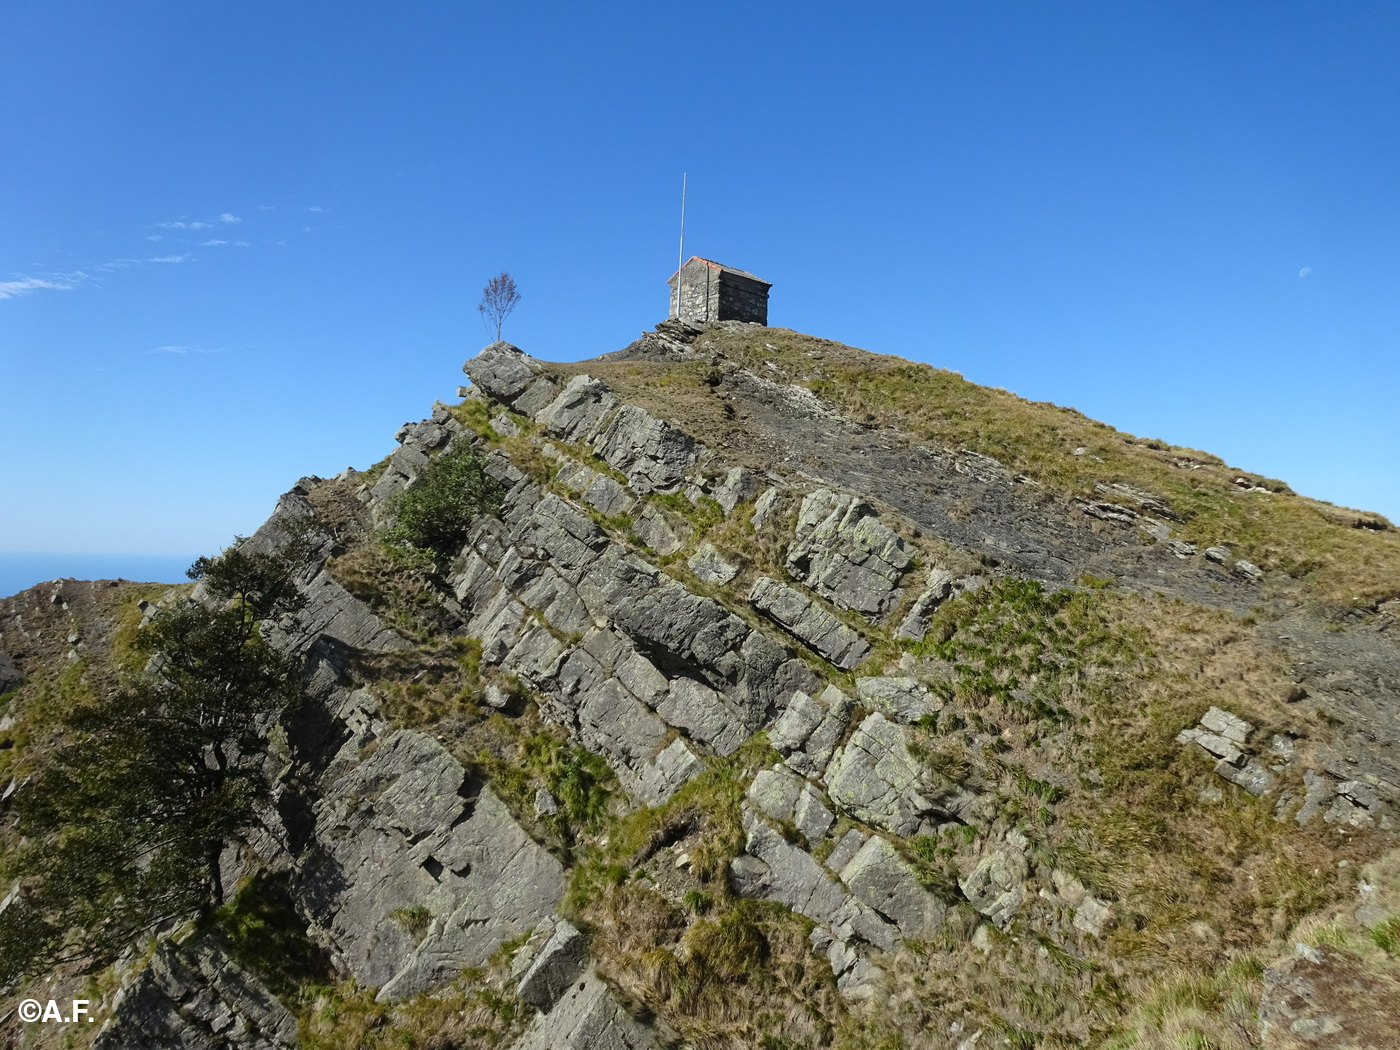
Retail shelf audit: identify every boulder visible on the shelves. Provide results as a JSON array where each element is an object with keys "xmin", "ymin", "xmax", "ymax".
[
  {"xmin": 516, "ymin": 917, "xmax": 588, "ymax": 1010},
  {"xmin": 714, "ymin": 466, "xmax": 763, "ymax": 514},
  {"xmin": 958, "ymin": 847, "xmax": 1028, "ymax": 928},
  {"xmin": 749, "ymin": 577, "xmax": 871, "ymax": 669},
  {"xmin": 895, "ymin": 570, "xmax": 955, "ymax": 641},
  {"xmin": 751, "ymin": 487, "xmax": 780, "ymax": 529},
  {"xmin": 512, "ymin": 971, "xmax": 656, "ymax": 1050},
  {"xmin": 688, "ymin": 543, "xmax": 741, "ymax": 585},
  {"xmin": 630, "ymin": 505, "xmax": 686, "ymax": 556},
  {"xmin": 592, "ymin": 404, "xmax": 703, "ymax": 494},
  {"xmin": 838, "ymin": 835, "xmax": 945, "ymax": 941},
  {"xmin": 462, "ymin": 341, "xmax": 546, "ymax": 405},
  {"xmin": 855, "ymin": 677, "xmax": 939, "ymax": 724},
  {"xmin": 824, "ymin": 714, "xmax": 934, "ymax": 836},
  {"xmin": 535, "ymin": 374, "xmax": 618, "ymax": 443}
]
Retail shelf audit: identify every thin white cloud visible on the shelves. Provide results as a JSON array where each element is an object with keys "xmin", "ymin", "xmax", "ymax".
[
  {"xmin": 201, "ymin": 239, "xmax": 229, "ymax": 246},
  {"xmin": 0, "ymin": 275, "xmax": 80, "ymax": 300},
  {"xmin": 307, "ymin": 205, "xmax": 324, "ymax": 212},
  {"xmin": 219, "ymin": 213, "xmax": 241, "ymax": 223},
  {"xmin": 146, "ymin": 255, "xmax": 188, "ymax": 263},
  {"xmin": 1299, "ymin": 267, "xmax": 1312, "ymax": 278},
  {"xmin": 146, "ymin": 234, "xmax": 164, "ymax": 242},
  {"xmin": 156, "ymin": 221, "xmax": 213, "ymax": 230},
  {"xmin": 233, "ymin": 240, "xmax": 250, "ymax": 247},
  {"xmin": 144, "ymin": 344, "xmax": 222, "ymax": 356},
  {"xmin": 257, "ymin": 204, "xmax": 275, "ymax": 211},
  {"xmin": 302, "ymin": 225, "xmax": 313, "ymax": 233}
]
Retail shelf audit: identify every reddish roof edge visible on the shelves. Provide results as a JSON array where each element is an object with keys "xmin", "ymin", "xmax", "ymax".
[{"xmin": 666, "ymin": 256, "xmax": 771, "ymax": 286}]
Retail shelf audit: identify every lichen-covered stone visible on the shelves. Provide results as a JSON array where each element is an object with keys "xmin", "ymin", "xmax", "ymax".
[
  {"xmin": 786, "ymin": 489, "xmax": 913, "ymax": 617},
  {"xmin": 688, "ymin": 542, "xmax": 740, "ymax": 584},
  {"xmin": 824, "ymin": 713, "xmax": 933, "ymax": 836},
  {"xmin": 855, "ymin": 676, "xmax": 939, "ymax": 724},
  {"xmin": 513, "ymin": 971, "xmax": 657, "ymax": 1050},
  {"xmin": 592, "ymin": 404, "xmax": 703, "ymax": 494},
  {"xmin": 749, "ymin": 576, "xmax": 870, "ymax": 669},
  {"xmin": 838, "ymin": 835, "xmax": 945, "ymax": 941}
]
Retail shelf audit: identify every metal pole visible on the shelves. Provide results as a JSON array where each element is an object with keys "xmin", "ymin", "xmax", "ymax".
[{"xmin": 676, "ymin": 173, "xmax": 687, "ymax": 318}]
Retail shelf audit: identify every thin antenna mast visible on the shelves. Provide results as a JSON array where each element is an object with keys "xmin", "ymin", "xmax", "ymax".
[
  {"xmin": 675, "ymin": 173, "xmax": 687, "ymax": 319},
  {"xmin": 678, "ymin": 172, "xmax": 687, "ymax": 272}
]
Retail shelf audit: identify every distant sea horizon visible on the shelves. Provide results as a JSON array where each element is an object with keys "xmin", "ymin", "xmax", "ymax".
[{"xmin": 0, "ymin": 552, "xmax": 198, "ymax": 601}]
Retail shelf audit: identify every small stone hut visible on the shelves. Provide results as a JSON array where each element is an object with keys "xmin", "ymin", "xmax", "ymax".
[{"xmin": 667, "ymin": 257, "xmax": 770, "ymax": 325}]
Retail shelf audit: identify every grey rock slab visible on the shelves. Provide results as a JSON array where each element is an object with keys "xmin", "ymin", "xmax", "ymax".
[
  {"xmin": 749, "ymin": 576, "xmax": 871, "ymax": 670},
  {"xmin": 895, "ymin": 570, "xmax": 956, "ymax": 641},
  {"xmin": 826, "ymin": 828, "xmax": 870, "ymax": 874},
  {"xmin": 516, "ymin": 917, "xmax": 588, "ymax": 1010},
  {"xmin": 1199, "ymin": 706, "xmax": 1254, "ymax": 744},
  {"xmin": 462, "ymin": 341, "xmax": 546, "ymax": 406},
  {"xmin": 855, "ymin": 676, "xmax": 940, "ymax": 724},
  {"xmin": 959, "ymin": 848, "xmax": 1028, "ymax": 929},
  {"xmin": 839, "ymin": 835, "xmax": 945, "ymax": 941},
  {"xmin": 1204, "ymin": 545, "xmax": 1231, "ymax": 564},
  {"xmin": 824, "ymin": 713, "xmax": 933, "ymax": 836},
  {"xmin": 787, "ymin": 489, "xmax": 913, "ymax": 617},
  {"xmin": 655, "ymin": 676, "xmax": 748, "ymax": 756},
  {"xmin": 769, "ymin": 689, "xmax": 827, "ymax": 753},
  {"xmin": 736, "ymin": 809, "xmax": 850, "ymax": 925},
  {"xmin": 636, "ymin": 737, "xmax": 704, "ymax": 805},
  {"xmin": 592, "ymin": 404, "xmax": 704, "ymax": 494},
  {"xmin": 751, "ymin": 486, "xmax": 780, "ymax": 529},
  {"xmin": 1296, "ymin": 769, "xmax": 1335, "ymax": 825},
  {"xmin": 535, "ymin": 374, "xmax": 618, "ymax": 443},
  {"xmin": 794, "ymin": 785, "xmax": 836, "ymax": 842},
  {"xmin": 714, "ymin": 466, "xmax": 763, "ymax": 514},
  {"xmin": 688, "ymin": 542, "xmax": 741, "ymax": 585},
  {"xmin": 584, "ymin": 474, "xmax": 635, "ymax": 517},
  {"xmin": 512, "ymin": 971, "xmax": 656, "ymax": 1050},
  {"xmin": 1216, "ymin": 757, "xmax": 1277, "ymax": 796},
  {"xmin": 298, "ymin": 730, "xmax": 565, "ymax": 1000},
  {"xmin": 630, "ymin": 505, "xmax": 686, "ymax": 556},
  {"xmin": 489, "ymin": 411, "xmax": 521, "ymax": 437},
  {"xmin": 93, "ymin": 937, "xmax": 297, "ymax": 1050},
  {"xmin": 1072, "ymin": 895, "xmax": 1115, "ymax": 937}
]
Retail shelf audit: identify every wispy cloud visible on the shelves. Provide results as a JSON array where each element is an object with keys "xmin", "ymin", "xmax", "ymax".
[
  {"xmin": 1299, "ymin": 267, "xmax": 1313, "ymax": 278},
  {"xmin": 201, "ymin": 240, "xmax": 229, "ymax": 247},
  {"xmin": 0, "ymin": 274, "xmax": 82, "ymax": 300},
  {"xmin": 146, "ymin": 234, "xmax": 164, "ymax": 242},
  {"xmin": 146, "ymin": 254, "xmax": 188, "ymax": 263},
  {"xmin": 144, "ymin": 344, "xmax": 223, "ymax": 356},
  {"xmin": 219, "ymin": 213, "xmax": 241, "ymax": 223},
  {"xmin": 156, "ymin": 220, "xmax": 212, "ymax": 230},
  {"xmin": 307, "ymin": 205, "xmax": 324, "ymax": 212}
]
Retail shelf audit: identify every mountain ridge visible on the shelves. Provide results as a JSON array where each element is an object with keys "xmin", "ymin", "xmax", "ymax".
[{"xmin": 2, "ymin": 318, "xmax": 1397, "ymax": 1049}]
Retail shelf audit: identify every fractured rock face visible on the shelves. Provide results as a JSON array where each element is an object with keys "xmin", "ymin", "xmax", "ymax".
[
  {"xmin": 94, "ymin": 937, "xmax": 297, "ymax": 1050},
  {"xmin": 592, "ymin": 404, "xmax": 703, "ymax": 494},
  {"xmin": 298, "ymin": 730, "xmax": 566, "ymax": 1000},
  {"xmin": 513, "ymin": 971, "xmax": 657, "ymax": 1050},
  {"xmin": 535, "ymin": 374, "xmax": 618, "ymax": 443},
  {"xmin": 749, "ymin": 577, "xmax": 870, "ymax": 670},
  {"xmin": 824, "ymin": 713, "xmax": 934, "ymax": 836},
  {"xmin": 516, "ymin": 917, "xmax": 588, "ymax": 1010},
  {"xmin": 838, "ymin": 835, "xmax": 946, "ymax": 942},
  {"xmin": 747, "ymin": 764, "xmax": 835, "ymax": 842},
  {"xmin": 895, "ymin": 570, "xmax": 955, "ymax": 641},
  {"xmin": 770, "ymin": 685, "xmax": 852, "ymax": 776},
  {"xmin": 786, "ymin": 489, "xmax": 913, "ymax": 618},
  {"xmin": 855, "ymin": 676, "xmax": 940, "ymax": 724},
  {"xmin": 959, "ymin": 847, "xmax": 1028, "ymax": 929},
  {"xmin": 688, "ymin": 542, "xmax": 741, "ymax": 585}
]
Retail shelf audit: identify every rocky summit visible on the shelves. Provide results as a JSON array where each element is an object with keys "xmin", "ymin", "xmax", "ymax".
[{"xmin": 3, "ymin": 317, "xmax": 1400, "ymax": 1049}]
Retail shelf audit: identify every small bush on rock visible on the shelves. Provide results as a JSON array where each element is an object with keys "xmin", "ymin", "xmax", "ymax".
[{"xmin": 386, "ymin": 438, "xmax": 502, "ymax": 569}]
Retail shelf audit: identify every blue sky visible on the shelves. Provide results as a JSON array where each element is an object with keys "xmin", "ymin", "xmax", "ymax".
[{"xmin": 2, "ymin": 1, "xmax": 1397, "ymax": 590}]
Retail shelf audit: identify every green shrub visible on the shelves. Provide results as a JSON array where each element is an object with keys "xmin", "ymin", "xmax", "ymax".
[{"xmin": 386, "ymin": 438, "xmax": 502, "ymax": 568}]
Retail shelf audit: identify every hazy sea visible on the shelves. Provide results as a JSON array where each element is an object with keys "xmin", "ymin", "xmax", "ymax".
[{"xmin": 0, "ymin": 553, "xmax": 197, "ymax": 601}]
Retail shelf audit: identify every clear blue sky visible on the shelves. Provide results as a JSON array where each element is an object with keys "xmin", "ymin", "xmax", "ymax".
[{"xmin": 2, "ymin": 1, "xmax": 1397, "ymax": 586}]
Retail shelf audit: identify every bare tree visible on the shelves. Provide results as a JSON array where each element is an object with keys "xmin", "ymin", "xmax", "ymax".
[{"xmin": 478, "ymin": 272, "xmax": 522, "ymax": 341}]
